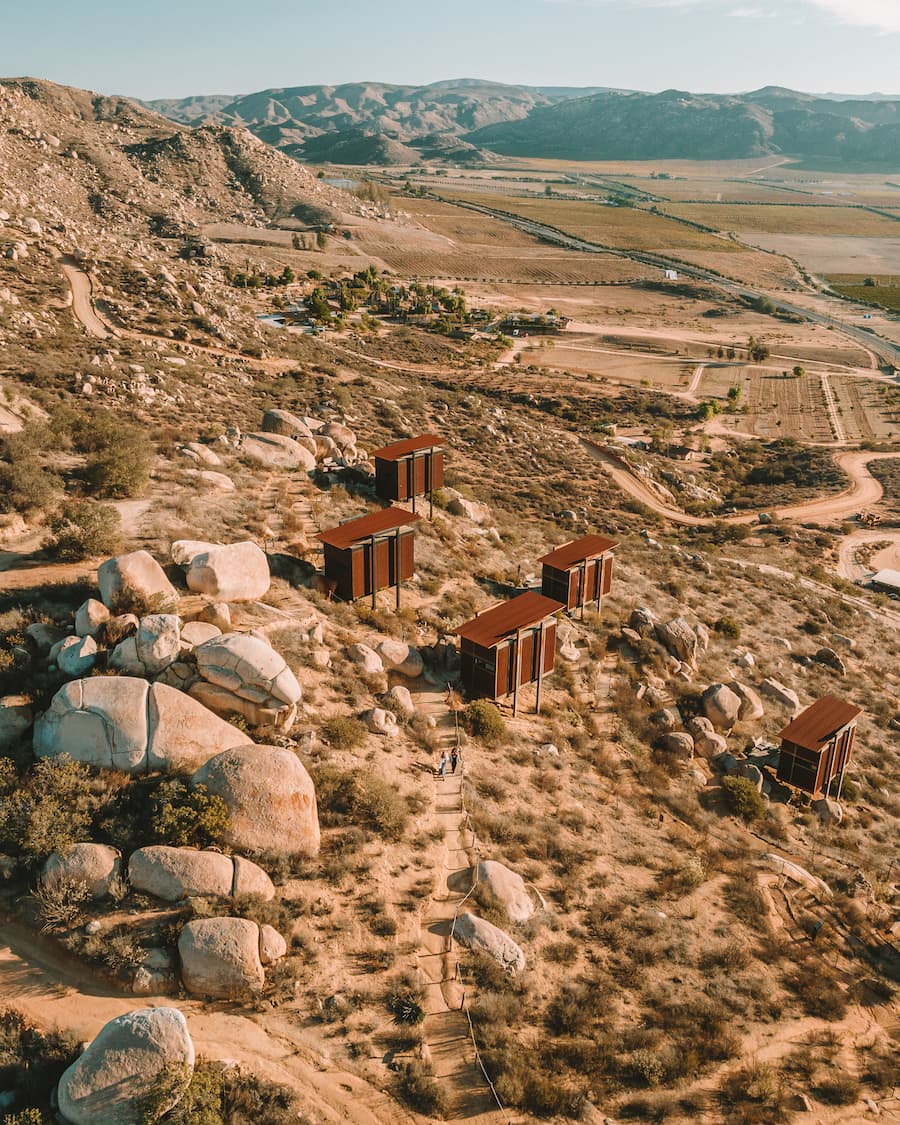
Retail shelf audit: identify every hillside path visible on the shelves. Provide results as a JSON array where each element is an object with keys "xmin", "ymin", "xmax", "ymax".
[{"xmin": 415, "ymin": 688, "xmax": 510, "ymax": 1124}]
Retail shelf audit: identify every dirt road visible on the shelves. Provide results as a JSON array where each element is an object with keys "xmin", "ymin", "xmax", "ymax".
[
  {"xmin": 59, "ymin": 256, "xmax": 114, "ymax": 339},
  {"xmin": 0, "ymin": 920, "xmax": 416, "ymax": 1125},
  {"xmin": 583, "ymin": 442, "xmax": 899, "ymax": 527},
  {"xmin": 837, "ymin": 528, "xmax": 900, "ymax": 582}
]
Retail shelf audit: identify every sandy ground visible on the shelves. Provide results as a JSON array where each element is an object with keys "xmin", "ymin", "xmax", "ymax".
[
  {"xmin": 739, "ymin": 232, "xmax": 900, "ymax": 275},
  {"xmin": 836, "ymin": 528, "xmax": 900, "ymax": 582}
]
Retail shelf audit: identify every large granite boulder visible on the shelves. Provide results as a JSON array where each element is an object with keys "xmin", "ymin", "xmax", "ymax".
[
  {"xmin": 453, "ymin": 912, "xmax": 525, "ymax": 974},
  {"xmin": 178, "ymin": 917, "xmax": 265, "ymax": 999},
  {"xmin": 702, "ymin": 682, "xmax": 742, "ymax": 730},
  {"xmin": 34, "ymin": 677, "xmax": 251, "ymax": 774},
  {"xmin": 128, "ymin": 847, "xmax": 234, "ymax": 902},
  {"xmin": 43, "ymin": 843, "xmax": 121, "ymax": 899},
  {"xmin": 258, "ymin": 924, "xmax": 287, "ymax": 964},
  {"xmin": 348, "ymin": 643, "xmax": 384, "ymax": 676},
  {"xmin": 191, "ymin": 744, "xmax": 320, "ymax": 857},
  {"xmin": 322, "ymin": 421, "xmax": 356, "ymax": 451},
  {"xmin": 109, "ymin": 615, "xmax": 181, "ymax": 677},
  {"xmin": 190, "ymin": 632, "xmax": 301, "ymax": 729},
  {"xmin": 173, "ymin": 540, "xmax": 270, "ymax": 603},
  {"xmin": 660, "ymin": 731, "xmax": 695, "ymax": 759},
  {"xmin": 74, "ymin": 598, "xmax": 110, "ymax": 638},
  {"xmin": 655, "ymin": 618, "xmax": 698, "ymax": 667},
  {"xmin": 475, "ymin": 860, "xmax": 535, "ymax": 923},
  {"xmin": 241, "ymin": 432, "xmax": 316, "ymax": 472},
  {"xmin": 129, "ymin": 847, "xmax": 275, "ymax": 903},
  {"xmin": 262, "ymin": 408, "xmax": 315, "ymax": 447},
  {"xmin": 814, "ymin": 647, "xmax": 846, "ymax": 676},
  {"xmin": 447, "ymin": 493, "xmax": 491, "ymax": 525},
  {"xmin": 376, "ymin": 639, "xmax": 424, "ymax": 679},
  {"xmin": 57, "ymin": 1007, "xmax": 194, "ymax": 1125},
  {"xmin": 758, "ymin": 678, "xmax": 800, "ymax": 713},
  {"xmin": 97, "ymin": 551, "xmax": 177, "ymax": 614},
  {"xmin": 729, "ymin": 680, "xmax": 765, "ymax": 722},
  {"xmin": 0, "ymin": 694, "xmax": 32, "ymax": 750}
]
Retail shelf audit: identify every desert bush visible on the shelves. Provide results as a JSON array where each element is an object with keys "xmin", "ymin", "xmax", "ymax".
[
  {"xmin": 147, "ymin": 779, "xmax": 230, "ymax": 848},
  {"xmin": 47, "ymin": 500, "xmax": 122, "ymax": 560},
  {"xmin": 161, "ymin": 1057, "xmax": 298, "ymax": 1124},
  {"xmin": 0, "ymin": 1008, "xmax": 80, "ymax": 1117},
  {"xmin": 718, "ymin": 1060, "xmax": 792, "ymax": 1124},
  {"xmin": 714, "ymin": 615, "xmax": 741, "ymax": 639},
  {"xmin": 0, "ymin": 757, "xmax": 94, "ymax": 865},
  {"xmin": 311, "ymin": 766, "xmax": 408, "ymax": 840},
  {"xmin": 32, "ymin": 873, "xmax": 90, "ymax": 932},
  {"xmin": 0, "ymin": 459, "xmax": 61, "ymax": 515},
  {"xmin": 462, "ymin": 699, "xmax": 507, "ymax": 745},
  {"xmin": 785, "ymin": 961, "xmax": 849, "ymax": 1020},
  {"xmin": 385, "ymin": 973, "xmax": 427, "ymax": 1025},
  {"xmin": 395, "ymin": 1059, "xmax": 447, "ymax": 1117},
  {"xmin": 721, "ymin": 776, "xmax": 766, "ymax": 822},
  {"xmin": 320, "ymin": 716, "xmax": 367, "ymax": 749},
  {"xmin": 815, "ymin": 1071, "xmax": 861, "ymax": 1106}
]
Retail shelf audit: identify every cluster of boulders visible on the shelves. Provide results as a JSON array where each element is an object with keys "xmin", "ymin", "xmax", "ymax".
[
  {"xmin": 220, "ymin": 408, "xmax": 366, "ymax": 473},
  {"xmin": 448, "ymin": 859, "xmax": 539, "ymax": 975}
]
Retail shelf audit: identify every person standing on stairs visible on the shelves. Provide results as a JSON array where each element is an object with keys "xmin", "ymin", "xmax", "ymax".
[
  {"xmin": 438, "ymin": 750, "xmax": 450, "ymax": 778},
  {"xmin": 450, "ymin": 747, "xmax": 460, "ymax": 775}
]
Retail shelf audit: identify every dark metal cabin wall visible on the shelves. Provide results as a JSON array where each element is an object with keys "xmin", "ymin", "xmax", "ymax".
[
  {"xmin": 461, "ymin": 623, "xmax": 558, "ymax": 700},
  {"xmin": 541, "ymin": 555, "xmax": 613, "ymax": 613},
  {"xmin": 776, "ymin": 740, "xmax": 821, "ymax": 793},
  {"xmin": 325, "ymin": 531, "xmax": 415, "ymax": 601},
  {"xmin": 374, "ymin": 450, "xmax": 444, "ymax": 503}
]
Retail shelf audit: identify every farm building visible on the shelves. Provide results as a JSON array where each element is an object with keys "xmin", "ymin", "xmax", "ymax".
[
  {"xmin": 870, "ymin": 568, "xmax": 900, "ymax": 596},
  {"xmin": 776, "ymin": 695, "xmax": 862, "ymax": 797},
  {"xmin": 317, "ymin": 507, "xmax": 421, "ymax": 606},
  {"xmin": 538, "ymin": 534, "xmax": 618, "ymax": 616},
  {"xmin": 499, "ymin": 312, "xmax": 570, "ymax": 336},
  {"xmin": 371, "ymin": 434, "xmax": 444, "ymax": 515},
  {"xmin": 453, "ymin": 592, "xmax": 564, "ymax": 714}
]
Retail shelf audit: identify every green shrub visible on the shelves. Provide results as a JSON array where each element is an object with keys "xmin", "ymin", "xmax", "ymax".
[
  {"xmin": 312, "ymin": 766, "xmax": 408, "ymax": 840},
  {"xmin": 0, "ymin": 757, "xmax": 94, "ymax": 864},
  {"xmin": 47, "ymin": 500, "xmax": 121, "ymax": 560},
  {"xmin": 721, "ymin": 776, "xmax": 766, "ymax": 822},
  {"xmin": 155, "ymin": 1057, "xmax": 297, "ymax": 1124},
  {"xmin": 0, "ymin": 461, "xmax": 61, "ymax": 515},
  {"xmin": 84, "ymin": 440, "xmax": 151, "ymax": 498},
  {"xmin": 148, "ymin": 779, "xmax": 230, "ymax": 848},
  {"xmin": 713, "ymin": 615, "xmax": 741, "ymax": 639},
  {"xmin": 462, "ymin": 699, "xmax": 506, "ymax": 745},
  {"xmin": 320, "ymin": 716, "xmax": 367, "ymax": 749}
]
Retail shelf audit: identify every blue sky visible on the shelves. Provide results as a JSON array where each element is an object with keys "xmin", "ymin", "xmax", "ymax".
[{"xmin": 2, "ymin": 0, "xmax": 897, "ymax": 99}]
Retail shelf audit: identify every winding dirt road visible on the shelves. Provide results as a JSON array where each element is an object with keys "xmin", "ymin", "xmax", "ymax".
[
  {"xmin": 583, "ymin": 442, "xmax": 900, "ymax": 527},
  {"xmin": 59, "ymin": 256, "xmax": 114, "ymax": 339}
]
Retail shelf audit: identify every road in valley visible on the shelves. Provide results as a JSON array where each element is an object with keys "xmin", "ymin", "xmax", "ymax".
[{"xmin": 438, "ymin": 198, "xmax": 900, "ymax": 369}]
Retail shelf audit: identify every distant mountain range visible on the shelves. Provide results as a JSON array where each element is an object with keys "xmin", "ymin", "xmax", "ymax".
[{"xmin": 147, "ymin": 80, "xmax": 900, "ymax": 166}]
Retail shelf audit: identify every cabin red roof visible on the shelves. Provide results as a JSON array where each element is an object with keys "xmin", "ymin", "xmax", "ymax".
[
  {"xmin": 452, "ymin": 592, "xmax": 565, "ymax": 649},
  {"xmin": 317, "ymin": 507, "xmax": 421, "ymax": 550},
  {"xmin": 370, "ymin": 434, "xmax": 443, "ymax": 461},
  {"xmin": 538, "ymin": 534, "xmax": 619, "ymax": 570},
  {"xmin": 779, "ymin": 696, "xmax": 862, "ymax": 753}
]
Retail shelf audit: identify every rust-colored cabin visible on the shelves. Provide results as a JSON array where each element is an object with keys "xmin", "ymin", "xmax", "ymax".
[
  {"xmin": 453, "ymin": 592, "xmax": 564, "ymax": 714},
  {"xmin": 317, "ymin": 507, "xmax": 421, "ymax": 606},
  {"xmin": 371, "ymin": 434, "xmax": 444, "ymax": 516},
  {"xmin": 776, "ymin": 695, "xmax": 862, "ymax": 797},
  {"xmin": 538, "ymin": 534, "xmax": 618, "ymax": 616}
]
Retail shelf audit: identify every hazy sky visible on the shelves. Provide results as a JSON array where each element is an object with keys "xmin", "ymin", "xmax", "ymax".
[{"xmin": 2, "ymin": 0, "xmax": 898, "ymax": 99}]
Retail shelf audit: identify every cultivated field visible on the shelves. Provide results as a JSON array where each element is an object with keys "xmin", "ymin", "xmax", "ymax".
[
  {"xmin": 664, "ymin": 203, "xmax": 900, "ymax": 236},
  {"xmin": 519, "ymin": 343, "xmax": 694, "ymax": 388}
]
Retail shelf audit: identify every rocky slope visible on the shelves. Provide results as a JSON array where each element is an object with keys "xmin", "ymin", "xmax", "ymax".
[
  {"xmin": 146, "ymin": 79, "xmax": 607, "ymax": 163},
  {"xmin": 0, "ymin": 76, "xmax": 369, "ymax": 256}
]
